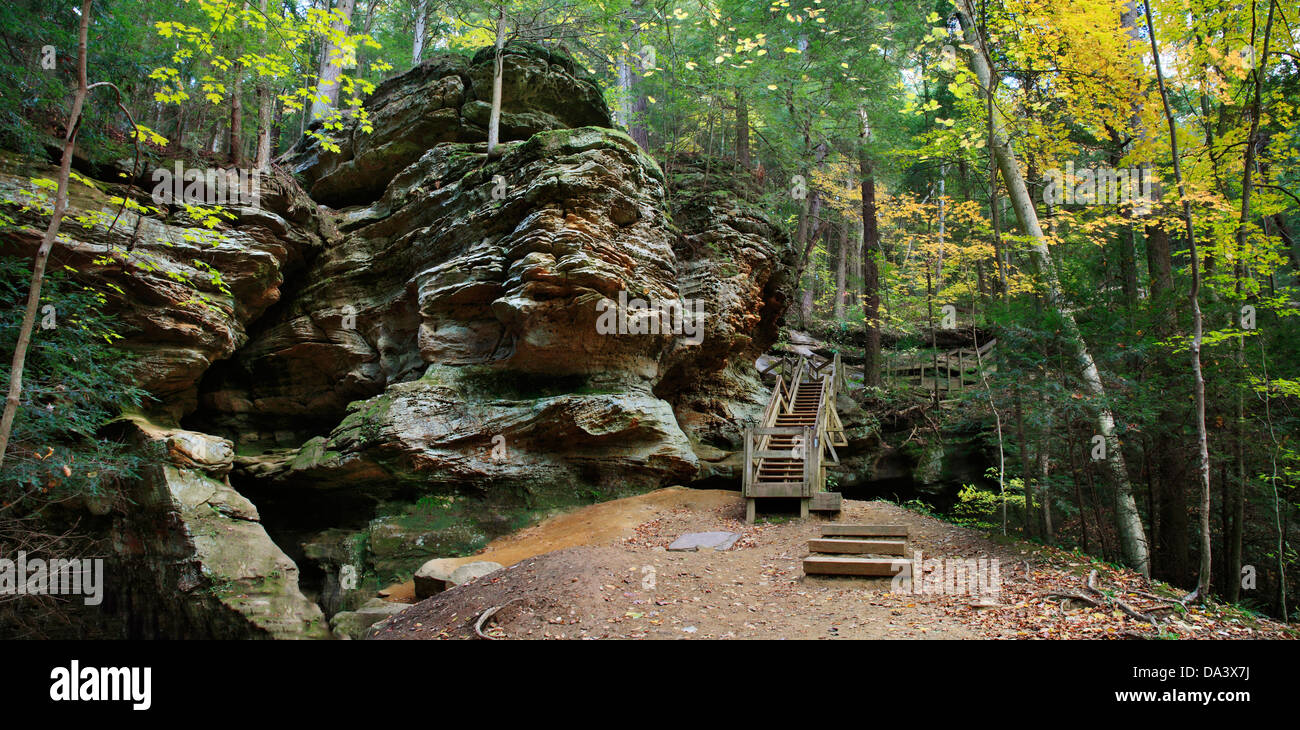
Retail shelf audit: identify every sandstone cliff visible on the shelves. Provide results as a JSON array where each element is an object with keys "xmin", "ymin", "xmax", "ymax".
[{"xmin": 0, "ymin": 42, "xmax": 794, "ymax": 637}]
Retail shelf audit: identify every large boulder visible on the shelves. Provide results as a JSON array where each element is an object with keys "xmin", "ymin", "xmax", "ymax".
[
  {"xmin": 414, "ymin": 559, "xmax": 504, "ymax": 599},
  {"xmin": 285, "ymin": 42, "xmax": 611, "ymax": 208},
  {"xmin": 204, "ymin": 127, "xmax": 699, "ymax": 493},
  {"xmin": 330, "ymin": 598, "xmax": 407, "ymax": 640},
  {"xmin": 107, "ymin": 418, "xmax": 329, "ymax": 639}
]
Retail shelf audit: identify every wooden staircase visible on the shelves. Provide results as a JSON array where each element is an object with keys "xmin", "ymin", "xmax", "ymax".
[
  {"xmin": 803, "ymin": 524, "xmax": 912, "ymax": 578},
  {"xmin": 743, "ymin": 352, "xmax": 848, "ymax": 523}
]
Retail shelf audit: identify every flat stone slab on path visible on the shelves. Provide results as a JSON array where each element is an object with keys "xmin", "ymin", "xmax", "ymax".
[{"xmin": 668, "ymin": 531, "xmax": 742, "ymax": 552}]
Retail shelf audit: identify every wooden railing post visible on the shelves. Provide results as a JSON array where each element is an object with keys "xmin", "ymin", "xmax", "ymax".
[
  {"xmin": 743, "ymin": 426, "xmax": 753, "ymax": 497},
  {"xmin": 802, "ymin": 425, "xmax": 814, "ymax": 498}
]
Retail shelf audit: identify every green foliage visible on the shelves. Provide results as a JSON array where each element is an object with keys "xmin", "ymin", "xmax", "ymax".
[
  {"xmin": 951, "ymin": 481, "xmax": 1025, "ymax": 530},
  {"xmin": 898, "ymin": 497, "xmax": 937, "ymax": 517},
  {"xmin": 0, "ymin": 257, "xmax": 149, "ymax": 511}
]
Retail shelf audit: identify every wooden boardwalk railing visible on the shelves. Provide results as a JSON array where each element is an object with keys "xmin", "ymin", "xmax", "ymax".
[
  {"xmin": 743, "ymin": 352, "xmax": 849, "ymax": 523},
  {"xmin": 884, "ymin": 338, "xmax": 997, "ymax": 397}
]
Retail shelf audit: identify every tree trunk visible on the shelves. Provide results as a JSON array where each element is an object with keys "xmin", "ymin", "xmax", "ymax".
[
  {"xmin": 1038, "ymin": 401, "xmax": 1055, "ymax": 544},
  {"xmin": 1227, "ymin": 0, "xmax": 1275, "ymax": 603},
  {"xmin": 311, "ymin": 0, "xmax": 357, "ymax": 121},
  {"xmin": 229, "ymin": 72, "xmax": 244, "ymax": 167},
  {"xmin": 0, "ymin": 0, "xmax": 93, "ymax": 468},
  {"xmin": 255, "ymin": 84, "xmax": 272, "ymax": 171},
  {"xmin": 957, "ymin": 0, "xmax": 1150, "ymax": 574},
  {"xmin": 735, "ymin": 88, "xmax": 750, "ymax": 168},
  {"xmin": 627, "ymin": 90, "xmax": 649, "ymax": 150},
  {"xmin": 799, "ymin": 222, "xmax": 825, "ymax": 324},
  {"xmin": 486, "ymin": 6, "xmax": 506, "ymax": 158},
  {"xmin": 254, "ymin": 0, "xmax": 273, "ymax": 171},
  {"xmin": 1015, "ymin": 391, "xmax": 1035, "ymax": 539},
  {"xmin": 833, "ymin": 224, "xmax": 847, "ymax": 320},
  {"xmin": 859, "ymin": 108, "xmax": 882, "ymax": 387},
  {"xmin": 936, "ymin": 166, "xmax": 946, "ymax": 281},
  {"xmin": 1140, "ymin": 0, "xmax": 1211, "ymax": 598},
  {"xmin": 1145, "ymin": 223, "xmax": 1189, "ymax": 585},
  {"xmin": 412, "ymin": 0, "xmax": 427, "ymax": 67}
]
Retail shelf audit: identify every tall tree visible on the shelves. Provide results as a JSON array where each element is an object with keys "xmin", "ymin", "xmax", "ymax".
[
  {"xmin": 955, "ymin": 0, "xmax": 1151, "ymax": 576},
  {"xmin": 859, "ymin": 107, "xmax": 882, "ymax": 387},
  {"xmin": 1141, "ymin": 0, "xmax": 1210, "ymax": 596}
]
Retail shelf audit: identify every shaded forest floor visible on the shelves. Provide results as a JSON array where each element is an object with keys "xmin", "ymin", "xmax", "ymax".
[{"xmin": 369, "ymin": 490, "xmax": 1296, "ymax": 640}]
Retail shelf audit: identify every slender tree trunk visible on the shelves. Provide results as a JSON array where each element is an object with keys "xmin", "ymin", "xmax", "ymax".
[
  {"xmin": 735, "ymin": 88, "xmax": 750, "ymax": 168},
  {"xmin": 1068, "ymin": 424, "xmax": 1091, "ymax": 553},
  {"xmin": 229, "ymin": 74, "xmax": 244, "ymax": 167},
  {"xmin": 936, "ymin": 165, "xmax": 946, "ymax": 281},
  {"xmin": 1038, "ymin": 403, "xmax": 1055, "ymax": 544},
  {"xmin": 627, "ymin": 92, "xmax": 649, "ymax": 150},
  {"xmin": 0, "ymin": 0, "xmax": 93, "ymax": 468},
  {"xmin": 1015, "ymin": 391, "xmax": 1035, "ymax": 539},
  {"xmin": 255, "ymin": 85, "xmax": 272, "ymax": 171},
  {"xmin": 859, "ymin": 109, "xmax": 882, "ymax": 387},
  {"xmin": 486, "ymin": 6, "xmax": 506, "ymax": 158},
  {"xmin": 851, "ymin": 218, "xmax": 863, "ymax": 302},
  {"xmin": 1260, "ymin": 333, "xmax": 1289, "ymax": 619},
  {"xmin": 412, "ymin": 0, "xmax": 427, "ymax": 66},
  {"xmin": 1141, "ymin": 0, "xmax": 1211, "ymax": 598},
  {"xmin": 833, "ymin": 224, "xmax": 847, "ymax": 320},
  {"xmin": 622, "ymin": 3, "xmax": 650, "ymax": 150},
  {"xmin": 615, "ymin": 56, "xmax": 631, "ymax": 129},
  {"xmin": 800, "ymin": 223, "xmax": 825, "ymax": 324},
  {"xmin": 1227, "ymin": 0, "xmax": 1275, "ymax": 603},
  {"xmin": 795, "ymin": 142, "xmax": 828, "ymax": 326},
  {"xmin": 254, "ymin": 0, "xmax": 273, "ymax": 171},
  {"xmin": 311, "ymin": 0, "xmax": 356, "ymax": 121},
  {"xmin": 958, "ymin": 0, "xmax": 1150, "ymax": 574}
]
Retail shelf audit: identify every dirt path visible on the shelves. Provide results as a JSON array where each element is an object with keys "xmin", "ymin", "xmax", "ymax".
[{"xmin": 371, "ymin": 489, "xmax": 1296, "ymax": 640}]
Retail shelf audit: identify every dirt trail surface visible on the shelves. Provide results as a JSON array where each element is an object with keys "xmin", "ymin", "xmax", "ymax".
[
  {"xmin": 371, "ymin": 489, "xmax": 1296, "ymax": 640},
  {"xmin": 377, "ymin": 487, "xmax": 737, "ymax": 602}
]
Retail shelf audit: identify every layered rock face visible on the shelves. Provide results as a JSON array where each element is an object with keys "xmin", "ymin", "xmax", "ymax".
[
  {"xmin": 1, "ymin": 42, "xmax": 794, "ymax": 635},
  {"xmin": 0, "ymin": 154, "xmax": 331, "ymax": 639},
  {"xmin": 657, "ymin": 156, "xmax": 795, "ymax": 453},
  {"xmin": 287, "ymin": 42, "xmax": 611, "ymax": 208},
  {"xmin": 0, "ymin": 155, "xmax": 328, "ymax": 420}
]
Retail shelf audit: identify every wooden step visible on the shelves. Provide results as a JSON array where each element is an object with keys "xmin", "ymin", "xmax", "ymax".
[
  {"xmin": 821, "ymin": 524, "xmax": 909, "ymax": 538},
  {"xmin": 808, "ymin": 537, "xmax": 905, "ymax": 555},
  {"xmin": 748, "ymin": 483, "xmax": 807, "ymax": 497},
  {"xmin": 808, "ymin": 492, "xmax": 842, "ymax": 512},
  {"xmin": 803, "ymin": 556, "xmax": 911, "ymax": 577}
]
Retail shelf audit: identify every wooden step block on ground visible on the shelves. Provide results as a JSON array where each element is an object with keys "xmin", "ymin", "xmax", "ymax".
[
  {"xmin": 821, "ymin": 524, "xmax": 909, "ymax": 539},
  {"xmin": 803, "ymin": 556, "xmax": 911, "ymax": 577},
  {"xmin": 809, "ymin": 492, "xmax": 842, "ymax": 512},
  {"xmin": 807, "ymin": 537, "xmax": 906, "ymax": 555}
]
